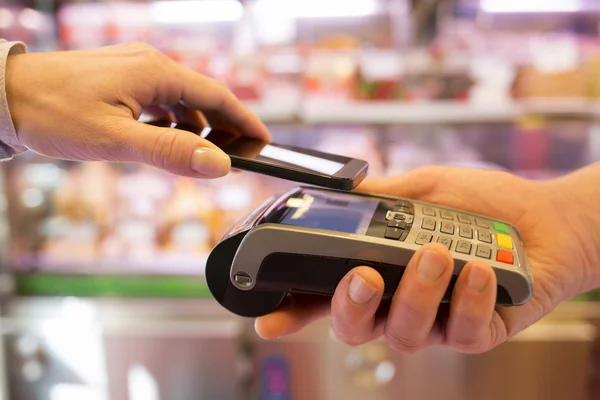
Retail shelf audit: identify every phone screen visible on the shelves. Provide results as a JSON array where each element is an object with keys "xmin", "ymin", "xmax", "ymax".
[{"xmin": 203, "ymin": 130, "xmax": 349, "ymax": 176}]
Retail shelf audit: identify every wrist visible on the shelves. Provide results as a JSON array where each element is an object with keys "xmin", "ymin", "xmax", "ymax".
[{"xmin": 548, "ymin": 163, "xmax": 600, "ymax": 294}]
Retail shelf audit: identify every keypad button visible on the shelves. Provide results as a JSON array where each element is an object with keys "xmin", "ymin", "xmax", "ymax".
[
  {"xmin": 388, "ymin": 220, "xmax": 407, "ymax": 230},
  {"xmin": 478, "ymin": 230, "xmax": 492, "ymax": 244},
  {"xmin": 475, "ymin": 218, "xmax": 490, "ymax": 229},
  {"xmin": 457, "ymin": 214, "xmax": 472, "ymax": 224},
  {"xmin": 415, "ymin": 232, "xmax": 433, "ymax": 245},
  {"xmin": 400, "ymin": 230, "xmax": 409, "ymax": 241},
  {"xmin": 492, "ymin": 221, "xmax": 510, "ymax": 234},
  {"xmin": 440, "ymin": 210, "xmax": 454, "ymax": 220},
  {"xmin": 395, "ymin": 205, "xmax": 413, "ymax": 214},
  {"xmin": 440, "ymin": 222, "xmax": 454, "ymax": 235},
  {"xmin": 393, "ymin": 213, "xmax": 406, "ymax": 221},
  {"xmin": 421, "ymin": 218, "xmax": 436, "ymax": 231},
  {"xmin": 496, "ymin": 233, "xmax": 513, "ymax": 249},
  {"xmin": 423, "ymin": 207, "xmax": 436, "ymax": 217},
  {"xmin": 386, "ymin": 211, "xmax": 407, "ymax": 222},
  {"xmin": 476, "ymin": 245, "xmax": 492, "ymax": 259},
  {"xmin": 497, "ymin": 249, "xmax": 514, "ymax": 265},
  {"xmin": 455, "ymin": 240, "xmax": 472, "ymax": 254},
  {"xmin": 459, "ymin": 225, "xmax": 473, "ymax": 239},
  {"xmin": 385, "ymin": 227, "xmax": 403, "ymax": 240},
  {"xmin": 437, "ymin": 236, "xmax": 453, "ymax": 250}
]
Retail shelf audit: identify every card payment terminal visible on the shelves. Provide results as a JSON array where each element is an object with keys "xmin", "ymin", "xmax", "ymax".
[{"xmin": 205, "ymin": 186, "xmax": 533, "ymax": 318}]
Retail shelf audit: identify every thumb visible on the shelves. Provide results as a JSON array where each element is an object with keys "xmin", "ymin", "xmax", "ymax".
[{"xmin": 115, "ymin": 119, "xmax": 231, "ymax": 178}]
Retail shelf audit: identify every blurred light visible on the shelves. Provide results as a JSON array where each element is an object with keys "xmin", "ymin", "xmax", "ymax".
[
  {"xmin": 22, "ymin": 188, "xmax": 44, "ymax": 208},
  {"xmin": 59, "ymin": 297, "xmax": 95, "ymax": 320},
  {"xmin": 374, "ymin": 361, "xmax": 395, "ymax": 384},
  {"xmin": 265, "ymin": 53, "xmax": 303, "ymax": 74},
  {"xmin": 171, "ymin": 222, "xmax": 209, "ymax": 245},
  {"xmin": 50, "ymin": 384, "xmax": 103, "ymax": 400},
  {"xmin": 16, "ymin": 336, "xmax": 39, "ymax": 357},
  {"xmin": 128, "ymin": 365, "xmax": 159, "ymax": 400},
  {"xmin": 43, "ymin": 216, "xmax": 71, "ymax": 237},
  {"xmin": 150, "ymin": 0, "xmax": 243, "ymax": 24},
  {"xmin": 116, "ymin": 221, "xmax": 156, "ymax": 242},
  {"xmin": 333, "ymin": 57, "xmax": 356, "ymax": 77},
  {"xmin": 217, "ymin": 186, "xmax": 253, "ymax": 210},
  {"xmin": 18, "ymin": 8, "xmax": 45, "ymax": 30},
  {"xmin": 254, "ymin": 0, "xmax": 380, "ymax": 19},
  {"xmin": 22, "ymin": 360, "xmax": 43, "ymax": 382},
  {"xmin": 480, "ymin": 0, "xmax": 582, "ymax": 13},
  {"xmin": 24, "ymin": 164, "xmax": 63, "ymax": 187},
  {"xmin": 285, "ymin": 198, "xmax": 305, "ymax": 209},
  {"xmin": 0, "ymin": 8, "xmax": 14, "ymax": 29},
  {"xmin": 253, "ymin": 15, "xmax": 296, "ymax": 46},
  {"xmin": 42, "ymin": 298, "xmax": 107, "ymax": 387},
  {"xmin": 530, "ymin": 36, "xmax": 579, "ymax": 73}
]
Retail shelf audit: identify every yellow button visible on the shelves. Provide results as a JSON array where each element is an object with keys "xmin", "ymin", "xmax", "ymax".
[{"xmin": 496, "ymin": 233, "xmax": 513, "ymax": 249}]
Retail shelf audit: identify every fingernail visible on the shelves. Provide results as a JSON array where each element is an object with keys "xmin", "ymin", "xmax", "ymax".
[
  {"xmin": 417, "ymin": 249, "xmax": 447, "ymax": 283},
  {"xmin": 348, "ymin": 274, "xmax": 377, "ymax": 305},
  {"xmin": 190, "ymin": 147, "xmax": 231, "ymax": 177},
  {"xmin": 467, "ymin": 264, "xmax": 490, "ymax": 293}
]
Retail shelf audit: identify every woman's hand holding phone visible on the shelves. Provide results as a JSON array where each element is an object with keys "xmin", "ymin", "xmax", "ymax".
[{"xmin": 5, "ymin": 42, "xmax": 270, "ymax": 178}]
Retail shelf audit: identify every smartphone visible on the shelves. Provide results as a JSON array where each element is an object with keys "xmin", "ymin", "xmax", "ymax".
[{"xmin": 154, "ymin": 121, "xmax": 369, "ymax": 191}]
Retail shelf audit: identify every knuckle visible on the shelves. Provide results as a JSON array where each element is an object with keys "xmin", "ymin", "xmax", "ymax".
[
  {"xmin": 384, "ymin": 328, "xmax": 422, "ymax": 354},
  {"xmin": 213, "ymin": 84, "xmax": 240, "ymax": 112},
  {"xmin": 138, "ymin": 41, "xmax": 156, "ymax": 52},
  {"xmin": 129, "ymin": 41, "xmax": 155, "ymax": 53},
  {"xmin": 330, "ymin": 320, "xmax": 366, "ymax": 347},
  {"xmin": 149, "ymin": 129, "xmax": 179, "ymax": 170},
  {"xmin": 445, "ymin": 315, "xmax": 497, "ymax": 354},
  {"xmin": 217, "ymin": 92, "xmax": 235, "ymax": 111},
  {"xmin": 382, "ymin": 298, "xmax": 430, "ymax": 354},
  {"xmin": 447, "ymin": 334, "xmax": 483, "ymax": 352},
  {"xmin": 488, "ymin": 316, "xmax": 507, "ymax": 349},
  {"xmin": 396, "ymin": 293, "xmax": 428, "ymax": 321},
  {"xmin": 129, "ymin": 42, "xmax": 165, "ymax": 63}
]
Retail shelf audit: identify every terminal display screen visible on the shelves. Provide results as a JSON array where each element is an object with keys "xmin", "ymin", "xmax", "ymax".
[{"xmin": 277, "ymin": 189, "xmax": 379, "ymax": 235}]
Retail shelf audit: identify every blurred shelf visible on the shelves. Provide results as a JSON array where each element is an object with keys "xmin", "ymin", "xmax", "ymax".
[
  {"xmin": 518, "ymin": 98, "xmax": 600, "ymax": 116},
  {"xmin": 300, "ymin": 100, "xmax": 522, "ymax": 124},
  {"xmin": 247, "ymin": 99, "xmax": 600, "ymax": 125},
  {"xmin": 245, "ymin": 101, "xmax": 300, "ymax": 124},
  {"xmin": 1, "ymin": 296, "xmax": 231, "ymax": 320}
]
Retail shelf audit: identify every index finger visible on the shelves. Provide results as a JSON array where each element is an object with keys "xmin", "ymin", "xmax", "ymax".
[
  {"xmin": 173, "ymin": 63, "xmax": 271, "ymax": 141},
  {"xmin": 255, "ymin": 294, "xmax": 331, "ymax": 339}
]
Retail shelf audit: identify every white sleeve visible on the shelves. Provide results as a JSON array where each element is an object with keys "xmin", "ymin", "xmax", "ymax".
[{"xmin": 0, "ymin": 39, "xmax": 28, "ymax": 161}]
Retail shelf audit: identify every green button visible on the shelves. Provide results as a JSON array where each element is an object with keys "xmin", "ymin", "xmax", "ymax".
[{"xmin": 492, "ymin": 221, "xmax": 510, "ymax": 234}]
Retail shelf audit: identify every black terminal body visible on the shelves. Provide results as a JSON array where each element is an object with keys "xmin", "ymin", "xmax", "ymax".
[{"xmin": 205, "ymin": 187, "xmax": 533, "ymax": 318}]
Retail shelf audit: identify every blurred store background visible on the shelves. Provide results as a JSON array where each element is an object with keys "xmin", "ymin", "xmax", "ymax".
[{"xmin": 2, "ymin": 0, "xmax": 600, "ymax": 399}]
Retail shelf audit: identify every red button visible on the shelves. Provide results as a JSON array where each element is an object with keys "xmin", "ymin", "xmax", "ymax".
[{"xmin": 496, "ymin": 249, "xmax": 514, "ymax": 264}]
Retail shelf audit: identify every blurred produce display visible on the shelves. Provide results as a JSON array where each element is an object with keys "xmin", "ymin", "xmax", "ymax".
[
  {"xmin": 1, "ymin": 125, "xmax": 593, "ymax": 276},
  {"xmin": 32, "ymin": 0, "xmax": 600, "ymax": 107}
]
